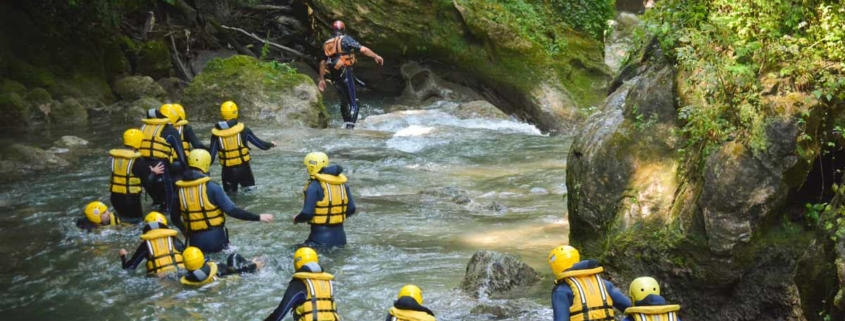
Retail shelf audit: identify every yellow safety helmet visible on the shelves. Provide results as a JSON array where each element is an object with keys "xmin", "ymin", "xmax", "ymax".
[
  {"xmin": 629, "ymin": 277, "xmax": 661, "ymax": 303},
  {"xmin": 398, "ymin": 284, "xmax": 424, "ymax": 305},
  {"xmin": 173, "ymin": 104, "xmax": 186, "ymax": 121},
  {"xmin": 84, "ymin": 201, "xmax": 109, "ymax": 224},
  {"xmin": 183, "ymin": 246, "xmax": 205, "ymax": 271},
  {"xmin": 123, "ymin": 128, "xmax": 143, "ymax": 149},
  {"xmin": 293, "ymin": 247, "xmax": 319, "ymax": 270},
  {"xmin": 188, "ymin": 149, "xmax": 212, "ymax": 173},
  {"xmin": 159, "ymin": 104, "xmax": 180, "ymax": 124},
  {"xmin": 220, "ymin": 101, "xmax": 238, "ymax": 121},
  {"xmin": 144, "ymin": 211, "xmax": 168, "ymax": 225},
  {"xmin": 303, "ymin": 152, "xmax": 329, "ymax": 177},
  {"xmin": 548, "ymin": 245, "xmax": 580, "ymax": 279}
]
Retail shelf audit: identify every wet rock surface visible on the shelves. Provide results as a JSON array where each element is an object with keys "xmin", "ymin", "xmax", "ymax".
[{"xmin": 460, "ymin": 251, "xmax": 541, "ymax": 299}]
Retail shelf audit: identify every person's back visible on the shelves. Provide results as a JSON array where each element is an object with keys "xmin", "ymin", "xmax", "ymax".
[
  {"xmin": 386, "ymin": 285, "xmax": 436, "ymax": 321},
  {"xmin": 548, "ymin": 245, "xmax": 631, "ymax": 321},
  {"xmin": 119, "ymin": 212, "xmax": 185, "ymax": 277},
  {"xmin": 622, "ymin": 277, "xmax": 682, "ymax": 321},
  {"xmin": 294, "ymin": 152, "xmax": 357, "ymax": 248},
  {"xmin": 209, "ymin": 101, "xmax": 275, "ymax": 193},
  {"xmin": 264, "ymin": 248, "xmax": 341, "ymax": 321}
]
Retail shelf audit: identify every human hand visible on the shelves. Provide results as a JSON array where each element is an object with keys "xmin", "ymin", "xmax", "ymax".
[
  {"xmin": 259, "ymin": 214, "xmax": 274, "ymax": 222},
  {"xmin": 252, "ymin": 257, "xmax": 265, "ymax": 269},
  {"xmin": 292, "ymin": 214, "xmax": 299, "ymax": 224},
  {"xmin": 119, "ymin": 249, "xmax": 128, "ymax": 256},
  {"xmin": 374, "ymin": 55, "xmax": 384, "ymax": 66},
  {"xmin": 318, "ymin": 79, "xmax": 326, "ymax": 92},
  {"xmin": 150, "ymin": 162, "xmax": 165, "ymax": 175},
  {"xmin": 271, "ymin": 141, "xmax": 277, "ymax": 148}
]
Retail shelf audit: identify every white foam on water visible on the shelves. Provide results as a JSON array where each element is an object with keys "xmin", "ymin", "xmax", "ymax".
[{"xmin": 360, "ymin": 101, "xmax": 544, "ymax": 136}]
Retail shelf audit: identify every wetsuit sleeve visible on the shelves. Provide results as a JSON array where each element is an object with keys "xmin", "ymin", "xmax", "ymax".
[
  {"xmin": 385, "ymin": 314, "xmax": 392, "ymax": 321},
  {"xmin": 244, "ymin": 127, "xmax": 273, "ymax": 150},
  {"xmin": 164, "ymin": 129, "xmax": 188, "ymax": 172},
  {"xmin": 209, "ymin": 135, "xmax": 220, "ymax": 164},
  {"xmin": 170, "ymin": 192, "xmax": 185, "ymax": 232},
  {"xmin": 343, "ymin": 36, "xmax": 362, "ymax": 52},
  {"xmin": 622, "ymin": 317, "xmax": 633, "ymax": 321},
  {"xmin": 605, "ymin": 280, "xmax": 633, "ymax": 312},
  {"xmin": 264, "ymin": 279, "xmax": 308, "ymax": 321},
  {"xmin": 174, "ymin": 237, "xmax": 186, "ymax": 252},
  {"xmin": 345, "ymin": 185, "xmax": 356, "ymax": 217},
  {"xmin": 208, "ymin": 182, "xmax": 260, "ymax": 221},
  {"xmin": 296, "ymin": 181, "xmax": 322, "ymax": 223},
  {"xmin": 552, "ymin": 284, "xmax": 574, "ymax": 321},
  {"xmin": 122, "ymin": 243, "xmax": 148, "ymax": 270},
  {"xmin": 185, "ymin": 126, "xmax": 207, "ymax": 150}
]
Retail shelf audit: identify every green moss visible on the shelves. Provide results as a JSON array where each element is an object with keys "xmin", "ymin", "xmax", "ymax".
[
  {"xmin": 25, "ymin": 88, "xmax": 52, "ymax": 105},
  {"xmin": 135, "ymin": 40, "xmax": 172, "ymax": 79},
  {"xmin": 8, "ymin": 58, "xmax": 56, "ymax": 89},
  {"xmin": 0, "ymin": 79, "xmax": 26, "ymax": 95},
  {"xmin": 0, "ymin": 92, "xmax": 29, "ymax": 127}
]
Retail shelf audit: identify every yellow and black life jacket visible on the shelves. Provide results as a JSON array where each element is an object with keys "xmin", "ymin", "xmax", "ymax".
[
  {"xmin": 175, "ymin": 177, "xmax": 225, "ymax": 232},
  {"xmin": 389, "ymin": 308, "xmax": 436, "ymax": 321},
  {"xmin": 109, "ymin": 149, "xmax": 142, "ymax": 195},
  {"xmin": 180, "ymin": 262, "xmax": 220, "ymax": 286},
  {"xmin": 140, "ymin": 118, "xmax": 175, "ymax": 161},
  {"xmin": 140, "ymin": 228, "xmax": 185, "ymax": 275},
  {"xmin": 292, "ymin": 272, "xmax": 340, "ymax": 321},
  {"xmin": 304, "ymin": 173, "xmax": 349, "ymax": 225},
  {"xmin": 555, "ymin": 267, "xmax": 615, "ymax": 321},
  {"xmin": 624, "ymin": 305, "xmax": 681, "ymax": 321},
  {"xmin": 175, "ymin": 120, "xmax": 191, "ymax": 152},
  {"xmin": 323, "ymin": 36, "xmax": 356, "ymax": 70},
  {"xmin": 211, "ymin": 122, "xmax": 251, "ymax": 167}
]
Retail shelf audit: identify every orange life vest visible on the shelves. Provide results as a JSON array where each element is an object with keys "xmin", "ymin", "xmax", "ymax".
[{"xmin": 323, "ymin": 36, "xmax": 356, "ymax": 70}]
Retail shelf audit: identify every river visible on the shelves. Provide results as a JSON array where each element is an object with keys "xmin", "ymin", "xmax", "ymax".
[{"xmin": 0, "ymin": 95, "xmax": 572, "ymax": 320}]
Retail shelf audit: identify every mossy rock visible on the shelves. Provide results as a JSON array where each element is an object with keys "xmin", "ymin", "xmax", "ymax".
[
  {"xmin": 183, "ymin": 55, "xmax": 328, "ymax": 128},
  {"xmin": 8, "ymin": 58, "xmax": 56, "ymax": 89},
  {"xmin": 135, "ymin": 40, "xmax": 172, "ymax": 79},
  {"xmin": 26, "ymin": 88, "xmax": 52, "ymax": 105},
  {"xmin": 127, "ymin": 97, "xmax": 163, "ymax": 119},
  {"xmin": 0, "ymin": 92, "xmax": 29, "ymax": 127},
  {"xmin": 113, "ymin": 76, "xmax": 167, "ymax": 101},
  {"xmin": 0, "ymin": 79, "xmax": 26, "ymax": 95},
  {"xmin": 103, "ymin": 39, "xmax": 131, "ymax": 80},
  {"xmin": 51, "ymin": 97, "xmax": 88, "ymax": 124}
]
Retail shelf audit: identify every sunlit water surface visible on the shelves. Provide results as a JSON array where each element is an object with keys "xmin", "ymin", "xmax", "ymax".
[{"xmin": 0, "ymin": 97, "xmax": 572, "ymax": 320}]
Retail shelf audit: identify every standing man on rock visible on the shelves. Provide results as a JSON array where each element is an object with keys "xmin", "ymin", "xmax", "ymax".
[{"xmin": 318, "ymin": 20, "xmax": 384, "ymax": 129}]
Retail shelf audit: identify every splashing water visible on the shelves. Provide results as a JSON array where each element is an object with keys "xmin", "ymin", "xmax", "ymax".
[{"xmin": 0, "ymin": 98, "xmax": 571, "ymax": 320}]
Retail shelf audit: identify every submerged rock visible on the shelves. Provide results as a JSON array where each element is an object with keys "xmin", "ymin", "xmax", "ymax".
[
  {"xmin": 113, "ymin": 76, "xmax": 168, "ymax": 101},
  {"xmin": 182, "ymin": 55, "xmax": 328, "ymax": 128},
  {"xmin": 460, "ymin": 251, "xmax": 541, "ymax": 299},
  {"xmin": 0, "ymin": 144, "xmax": 70, "ymax": 177},
  {"xmin": 454, "ymin": 101, "xmax": 509, "ymax": 120}
]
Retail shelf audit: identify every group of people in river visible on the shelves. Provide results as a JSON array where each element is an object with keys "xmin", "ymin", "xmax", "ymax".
[{"xmin": 70, "ymin": 20, "xmax": 682, "ymax": 321}]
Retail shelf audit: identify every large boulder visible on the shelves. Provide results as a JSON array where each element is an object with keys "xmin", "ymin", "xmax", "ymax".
[
  {"xmin": 399, "ymin": 62, "xmax": 482, "ymax": 105},
  {"xmin": 135, "ymin": 40, "xmax": 173, "ymax": 79},
  {"xmin": 566, "ymin": 39, "xmax": 840, "ymax": 320},
  {"xmin": 50, "ymin": 97, "xmax": 89, "ymax": 124},
  {"xmin": 0, "ymin": 144, "xmax": 70, "ymax": 178},
  {"xmin": 113, "ymin": 76, "xmax": 168, "ymax": 101},
  {"xmin": 306, "ymin": 0, "xmax": 612, "ymax": 133},
  {"xmin": 182, "ymin": 55, "xmax": 328, "ymax": 128},
  {"xmin": 454, "ymin": 101, "xmax": 510, "ymax": 120},
  {"xmin": 0, "ymin": 92, "xmax": 30, "ymax": 127},
  {"xmin": 460, "ymin": 251, "xmax": 541, "ymax": 299}
]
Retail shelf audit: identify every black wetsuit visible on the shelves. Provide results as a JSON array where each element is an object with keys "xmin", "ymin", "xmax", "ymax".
[
  {"xmin": 120, "ymin": 223, "xmax": 186, "ymax": 270},
  {"xmin": 264, "ymin": 264, "xmax": 327, "ymax": 321},
  {"xmin": 294, "ymin": 165, "xmax": 356, "ymax": 248},
  {"xmin": 209, "ymin": 120, "xmax": 274, "ymax": 193},
  {"xmin": 75, "ymin": 218, "xmax": 100, "ymax": 232},
  {"xmin": 325, "ymin": 35, "xmax": 363, "ymax": 128},
  {"xmin": 181, "ymin": 253, "xmax": 258, "ymax": 283},
  {"xmin": 170, "ymin": 169, "xmax": 262, "ymax": 253},
  {"xmin": 384, "ymin": 297, "xmax": 437, "ymax": 321},
  {"xmin": 140, "ymin": 110, "xmax": 188, "ymax": 214},
  {"xmin": 112, "ymin": 155, "xmax": 157, "ymax": 223}
]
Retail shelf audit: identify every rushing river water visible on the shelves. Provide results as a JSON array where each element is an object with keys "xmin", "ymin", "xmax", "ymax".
[{"xmin": 0, "ymin": 96, "xmax": 572, "ymax": 320}]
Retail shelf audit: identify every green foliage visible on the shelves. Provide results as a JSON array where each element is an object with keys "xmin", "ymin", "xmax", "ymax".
[
  {"xmin": 260, "ymin": 31, "xmax": 272, "ymax": 60},
  {"xmin": 631, "ymin": 104, "xmax": 657, "ymax": 131},
  {"xmin": 549, "ymin": 0, "xmax": 616, "ymax": 40},
  {"xmin": 644, "ymin": 0, "xmax": 845, "ymax": 169}
]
